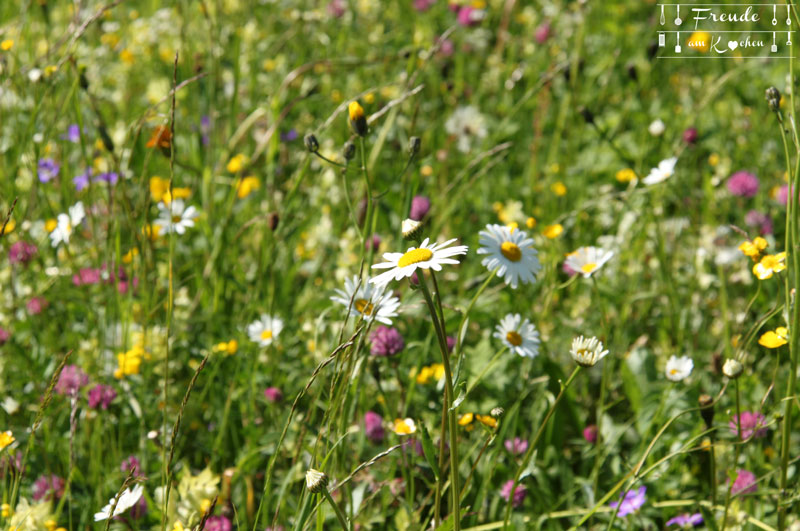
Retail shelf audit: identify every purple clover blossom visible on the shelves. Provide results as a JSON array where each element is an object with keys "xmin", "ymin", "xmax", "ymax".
[
  {"xmin": 364, "ymin": 411, "xmax": 385, "ymax": 443},
  {"xmin": 504, "ymin": 437, "xmax": 528, "ymax": 455},
  {"xmin": 62, "ymin": 124, "xmax": 81, "ymax": 143},
  {"xmin": 778, "ymin": 184, "xmax": 792, "ymax": 205},
  {"xmin": 205, "ymin": 516, "xmax": 232, "ymax": 531},
  {"xmin": 414, "ymin": 0, "xmax": 436, "ymax": 11},
  {"xmin": 729, "ymin": 411, "xmax": 769, "ymax": 440},
  {"xmin": 37, "ymin": 158, "xmax": 60, "ymax": 183},
  {"xmin": 120, "ymin": 455, "xmax": 142, "ymax": 477},
  {"xmin": 666, "ymin": 513, "xmax": 703, "ymax": 527},
  {"xmin": 73, "ymin": 168, "xmax": 92, "ymax": 191},
  {"xmin": 726, "ymin": 171, "xmax": 759, "ymax": 198},
  {"xmin": 55, "ymin": 364, "xmax": 89, "ymax": 396},
  {"xmin": 535, "ymin": 22, "xmax": 552, "ymax": 44},
  {"xmin": 731, "ymin": 469, "xmax": 757, "ymax": 496},
  {"xmin": 9, "ymin": 241, "xmax": 38, "ymax": 265},
  {"xmin": 87, "ymin": 384, "xmax": 117, "ymax": 410},
  {"xmin": 264, "ymin": 387, "xmax": 283, "ymax": 403},
  {"xmin": 609, "ymin": 486, "xmax": 646, "ymax": 517},
  {"xmin": 745, "ymin": 210, "xmax": 773, "ymax": 235},
  {"xmin": 409, "ymin": 195, "xmax": 431, "ymax": 221},
  {"xmin": 370, "ymin": 326, "xmax": 405, "ymax": 357},
  {"xmin": 500, "ymin": 480, "xmax": 527, "ymax": 508},
  {"xmin": 32, "ymin": 474, "xmax": 65, "ymax": 502},
  {"xmin": 0, "ymin": 327, "xmax": 9, "ymax": 345}
]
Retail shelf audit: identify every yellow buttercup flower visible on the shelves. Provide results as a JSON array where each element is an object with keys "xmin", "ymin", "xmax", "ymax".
[
  {"xmin": 1, "ymin": 503, "xmax": 10, "ymax": 517},
  {"xmin": 526, "ymin": 217, "xmax": 536, "ymax": 229},
  {"xmin": 759, "ymin": 327, "xmax": 788, "ymax": 348},
  {"xmin": 709, "ymin": 153, "xmax": 720, "ymax": 167},
  {"xmin": 213, "ymin": 340, "xmax": 238, "ymax": 355},
  {"xmin": 162, "ymin": 187, "xmax": 191, "ymax": 205},
  {"xmin": 551, "ymin": 181, "xmax": 567, "ymax": 196},
  {"xmin": 615, "ymin": 168, "xmax": 636, "ymax": 183},
  {"xmin": 122, "ymin": 248, "xmax": 139, "ymax": 264},
  {"xmin": 543, "ymin": 224, "xmax": 563, "ymax": 239},
  {"xmin": 227, "ymin": 153, "xmax": 247, "ymax": 173},
  {"xmin": 0, "ymin": 430, "xmax": 15, "ymax": 450},
  {"xmin": 150, "ymin": 176, "xmax": 169, "ymax": 202},
  {"xmin": 458, "ymin": 413, "xmax": 474, "ymax": 426},
  {"xmin": 114, "ymin": 348, "xmax": 144, "ymax": 379},
  {"xmin": 392, "ymin": 418, "xmax": 416, "ymax": 435},
  {"xmin": 1, "ymin": 40, "xmax": 13, "ymax": 51},
  {"xmin": 475, "ymin": 414, "xmax": 498, "ymax": 428},
  {"xmin": 753, "ymin": 252, "xmax": 786, "ymax": 280},
  {"xmin": 738, "ymin": 237, "xmax": 768, "ymax": 261},
  {"xmin": 1, "ymin": 219, "xmax": 14, "ymax": 235},
  {"xmin": 45, "ymin": 218, "xmax": 58, "ymax": 233},
  {"xmin": 237, "ymin": 176, "xmax": 261, "ymax": 199}
]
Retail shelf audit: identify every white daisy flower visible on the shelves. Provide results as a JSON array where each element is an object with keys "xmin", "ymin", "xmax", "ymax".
[
  {"xmin": 665, "ymin": 355, "xmax": 693, "ymax": 382},
  {"xmin": 493, "ymin": 313, "xmax": 540, "ymax": 358},
  {"xmin": 247, "ymin": 314, "xmax": 284, "ymax": 347},
  {"xmin": 331, "ymin": 275, "xmax": 401, "ymax": 325},
  {"xmin": 564, "ymin": 246, "xmax": 614, "ymax": 278},
  {"xmin": 370, "ymin": 237, "xmax": 468, "ymax": 286},
  {"xmin": 642, "ymin": 157, "xmax": 677, "ymax": 185},
  {"xmin": 477, "ymin": 224, "xmax": 541, "ymax": 289},
  {"xmin": 94, "ymin": 484, "xmax": 144, "ymax": 521},
  {"xmin": 49, "ymin": 201, "xmax": 86, "ymax": 247},
  {"xmin": 570, "ymin": 335, "xmax": 609, "ymax": 367},
  {"xmin": 154, "ymin": 199, "xmax": 199, "ymax": 235}
]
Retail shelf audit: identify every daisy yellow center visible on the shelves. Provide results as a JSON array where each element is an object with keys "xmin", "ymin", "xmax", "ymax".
[
  {"xmin": 500, "ymin": 241, "xmax": 522, "ymax": 262},
  {"xmin": 260, "ymin": 330, "xmax": 273, "ymax": 341},
  {"xmin": 581, "ymin": 262, "xmax": 597, "ymax": 274},
  {"xmin": 172, "ymin": 215, "xmax": 182, "ymax": 223},
  {"xmin": 355, "ymin": 298, "xmax": 374, "ymax": 315},
  {"xmin": 506, "ymin": 331, "xmax": 523, "ymax": 346},
  {"xmin": 670, "ymin": 368, "xmax": 678, "ymax": 375},
  {"xmin": 398, "ymin": 248, "xmax": 433, "ymax": 267},
  {"xmin": 576, "ymin": 348, "xmax": 589, "ymax": 358}
]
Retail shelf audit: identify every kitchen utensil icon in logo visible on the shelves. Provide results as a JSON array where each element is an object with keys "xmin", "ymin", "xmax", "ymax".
[
  {"xmin": 773, "ymin": 4, "xmax": 778, "ymax": 25},
  {"xmin": 772, "ymin": 32, "xmax": 778, "ymax": 52},
  {"xmin": 659, "ymin": 32, "xmax": 666, "ymax": 47},
  {"xmin": 660, "ymin": 4, "xmax": 666, "ymax": 25},
  {"xmin": 674, "ymin": 4, "xmax": 682, "ymax": 25},
  {"xmin": 675, "ymin": 31, "xmax": 681, "ymax": 53}
]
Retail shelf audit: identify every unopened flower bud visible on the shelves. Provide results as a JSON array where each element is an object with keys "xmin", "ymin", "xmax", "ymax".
[
  {"xmin": 765, "ymin": 87, "xmax": 781, "ymax": 113},
  {"xmin": 268, "ymin": 212, "xmax": 279, "ymax": 231},
  {"xmin": 305, "ymin": 469, "xmax": 329, "ymax": 493},
  {"xmin": 304, "ymin": 133, "xmax": 319, "ymax": 153},
  {"xmin": 408, "ymin": 136, "xmax": 421, "ymax": 156},
  {"xmin": 348, "ymin": 101, "xmax": 368, "ymax": 137},
  {"xmin": 491, "ymin": 407, "xmax": 504, "ymax": 418},
  {"xmin": 722, "ymin": 358, "xmax": 743, "ymax": 379},
  {"xmin": 343, "ymin": 141, "xmax": 356, "ymax": 161},
  {"xmin": 402, "ymin": 218, "xmax": 423, "ymax": 241}
]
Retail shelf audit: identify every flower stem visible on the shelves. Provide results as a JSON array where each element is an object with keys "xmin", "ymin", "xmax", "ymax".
[
  {"xmin": 721, "ymin": 380, "xmax": 743, "ymax": 531},
  {"xmin": 502, "ymin": 366, "xmax": 581, "ymax": 529},
  {"xmin": 417, "ymin": 272, "xmax": 461, "ymax": 531},
  {"xmin": 322, "ymin": 489, "xmax": 351, "ymax": 531}
]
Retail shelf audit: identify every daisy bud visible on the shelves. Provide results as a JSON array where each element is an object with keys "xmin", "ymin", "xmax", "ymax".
[
  {"xmin": 722, "ymin": 358, "xmax": 744, "ymax": 379},
  {"xmin": 402, "ymin": 218, "xmax": 423, "ymax": 241},
  {"xmin": 491, "ymin": 407, "xmax": 504, "ymax": 418},
  {"xmin": 305, "ymin": 469, "xmax": 329, "ymax": 493},
  {"xmin": 765, "ymin": 87, "xmax": 781, "ymax": 113},
  {"xmin": 698, "ymin": 394, "xmax": 714, "ymax": 429},
  {"xmin": 304, "ymin": 133, "xmax": 319, "ymax": 153},
  {"xmin": 408, "ymin": 136, "xmax": 421, "ymax": 156},
  {"xmin": 570, "ymin": 335, "xmax": 609, "ymax": 367},
  {"xmin": 343, "ymin": 140, "xmax": 356, "ymax": 161},
  {"xmin": 348, "ymin": 101, "xmax": 368, "ymax": 136}
]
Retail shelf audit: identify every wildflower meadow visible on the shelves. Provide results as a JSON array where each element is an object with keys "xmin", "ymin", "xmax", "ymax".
[{"xmin": 3, "ymin": 0, "xmax": 800, "ymax": 529}]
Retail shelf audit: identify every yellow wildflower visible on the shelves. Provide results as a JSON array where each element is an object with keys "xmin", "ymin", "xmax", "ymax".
[
  {"xmin": 1, "ymin": 40, "xmax": 13, "ymax": 51},
  {"xmin": 0, "ymin": 430, "xmax": 14, "ymax": 450},
  {"xmin": 150, "ymin": 176, "xmax": 169, "ymax": 202},
  {"xmin": 392, "ymin": 418, "xmax": 416, "ymax": 435},
  {"xmin": 759, "ymin": 327, "xmax": 789, "ymax": 348},
  {"xmin": 615, "ymin": 168, "xmax": 636, "ymax": 183},
  {"xmin": 543, "ymin": 224, "xmax": 563, "ymax": 239},
  {"xmin": 551, "ymin": 181, "xmax": 567, "ymax": 196},
  {"xmin": 237, "ymin": 176, "xmax": 261, "ymax": 199},
  {"xmin": 753, "ymin": 252, "xmax": 787, "ymax": 280},
  {"xmin": 226, "ymin": 154, "xmax": 247, "ymax": 173}
]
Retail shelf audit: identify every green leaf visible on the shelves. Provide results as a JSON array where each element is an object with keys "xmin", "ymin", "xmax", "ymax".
[{"xmin": 419, "ymin": 421, "xmax": 440, "ymax": 480}]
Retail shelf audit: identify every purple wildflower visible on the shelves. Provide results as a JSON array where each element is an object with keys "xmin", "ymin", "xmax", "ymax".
[
  {"xmin": 280, "ymin": 129, "xmax": 299, "ymax": 142},
  {"xmin": 457, "ymin": 6, "xmax": 483, "ymax": 26},
  {"xmin": 26, "ymin": 296, "xmax": 48, "ymax": 315},
  {"xmin": 666, "ymin": 513, "xmax": 703, "ymax": 527},
  {"xmin": 745, "ymin": 210, "xmax": 773, "ymax": 235},
  {"xmin": 682, "ymin": 127, "xmax": 698, "ymax": 145},
  {"xmin": 73, "ymin": 168, "xmax": 92, "ymax": 191},
  {"xmin": 9, "ymin": 241, "xmax": 38, "ymax": 265},
  {"xmin": 0, "ymin": 327, "xmax": 9, "ymax": 345},
  {"xmin": 264, "ymin": 386, "xmax": 283, "ymax": 403},
  {"xmin": 37, "ymin": 158, "xmax": 60, "ymax": 183},
  {"xmin": 729, "ymin": 411, "xmax": 768, "ymax": 440},
  {"xmin": 446, "ymin": 335, "xmax": 456, "ymax": 353},
  {"xmin": 609, "ymin": 486, "xmax": 646, "ymax": 517},
  {"xmin": 504, "ymin": 437, "xmax": 528, "ymax": 455},
  {"xmin": 364, "ymin": 411, "xmax": 385, "ymax": 443},
  {"xmin": 409, "ymin": 195, "xmax": 431, "ymax": 221},
  {"xmin": 327, "ymin": 0, "xmax": 345, "ymax": 17},
  {"xmin": 535, "ymin": 22, "xmax": 552, "ymax": 44},
  {"xmin": 73, "ymin": 267, "xmax": 102, "ymax": 286},
  {"xmin": 120, "ymin": 455, "xmax": 142, "ymax": 477},
  {"xmin": 778, "ymin": 184, "xmax": 792, "ymax": 205},
  {"xmin": 731, "ymin": 469, "xmax": 757, "ymax": 496},
  {"xmin": 366, "ymin": 233, "xmax": 381, "ymax": 251},
  {"xmin": 726, "ymin": 171, "xmax": 759, "ymax": 198},
  {"xmin": 500, "ymin": 480, "xmax": 527, "ymax": 508},
  {"xmin": 87, "ymin": 384, "xmax": 117, "ymax": 410},
  {"xmin": 370, "ymin": 326, "xmax": 405, "ymax": 357},
  {"xmin": 62, "ymin": 124, "xmax": 81, "ymax": 143},
  {"xmin": 95, "ymin": 172, "xmax": 119, "ymax": 185},
  {"xmin": 201, "ymin": 115, "xmax": 211, "ymax": 146},
  {"xmin": 414, "ymin": 0, "xmax": 436, "ymax": 11},
  {"xmin": 205, "ymin": 516, "xmax": 232, "ymax": 531},
  {"xmin": 55, "ymin": 365, "xmax": 89, "ymax": 396},
  {"xmin": 583, "ymin": 425, "xmax": 598, "ymax": 444},
  {"xmin": 32, "ymin": 474, "xmax": 65, "ymax": 502}
]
